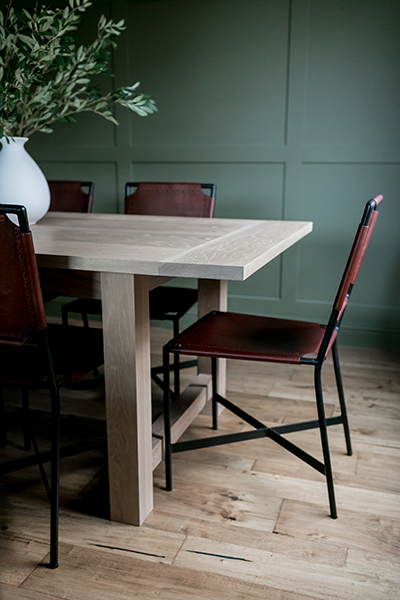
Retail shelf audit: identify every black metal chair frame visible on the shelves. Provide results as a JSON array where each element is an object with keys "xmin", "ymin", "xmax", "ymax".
[
  {"xmin": 0, "ymin": 205, "xmax": 105, "ymax": 569},
  {"xmin": 162, "ymin": 196, "xmax": 382, "ymax": 519},
  {"xmin": 82, "ymin": 181, "xmax": 94, "ymax": 204}
]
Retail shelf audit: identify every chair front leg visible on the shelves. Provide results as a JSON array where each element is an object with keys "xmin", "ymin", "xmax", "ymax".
[
  {"xmin": 42, "ymin": 330, "xmax": 60, "ymax": 570},
  {"xmin": 314, "ymin": 364, "xmax": 338, "ymax": 519},
  {"xmin": 61, "ymin": 304, "xmax": 69, "ymax": 327},
  {"xmin": 212, "ymin": 357, "xmax": 218, "ymax": 430},
  {"xmin": 0, "ymin": 385, "xmax": 6, "ymax": 447},
  {"xmin": 332, "ymin": 340, "xmax": 352, "ymax": 456},
  {"xmin": 21, "ymin": 387, "xmax": 31, "ymax": 451},
  {"xmin": 49, "ymin": 384, "xmax": 60, "ymax": 569}
]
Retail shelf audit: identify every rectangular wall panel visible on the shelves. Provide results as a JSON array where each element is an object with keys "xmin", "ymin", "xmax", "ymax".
[
  {"xmin": 303, "ymin": 0, "xmax": 400, "ymax": 151},
  {"xmin": 127, "ymin": 0, "xmax": 290, "ymax": 149}
]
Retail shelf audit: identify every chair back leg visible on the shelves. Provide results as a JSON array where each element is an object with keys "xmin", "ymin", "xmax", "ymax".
[
  {"xmin": 314, "ymin": 365, "xmax": 338, "ymax": 519},
  {"xmin": 173, "ymin": 317, "xmax": 180, "ymax": 396},
  {"xmin": 163, "ymin": 346, "xmax": 173, "ymax": 491},
  {"xmin": 332, "ymin": 341, "xmax": 352, "ymax": 456}
]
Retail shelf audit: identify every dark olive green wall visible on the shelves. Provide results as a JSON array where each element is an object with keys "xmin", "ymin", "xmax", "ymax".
[{"xmin": 30, "ymin": 0, "xmax": 400, "ymax": 349}]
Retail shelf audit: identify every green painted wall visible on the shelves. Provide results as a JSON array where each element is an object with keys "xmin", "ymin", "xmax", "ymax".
[{"xmin": 29, "ymin": 0, "xmax": 400, "ymax": 349}]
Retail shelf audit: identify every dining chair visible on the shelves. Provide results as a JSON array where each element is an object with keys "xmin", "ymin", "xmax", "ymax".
[
  {"xmin": 61, "ymin": 182, "xmax": 216, "ymax": 397},
  {"xmin": 48, "ymin": 180, "xmax": 94, "ymax": 213},
  {"xmin": 46, "ymin": 180, "xmax": 95, "ymax": 329},
  {"xmin": 0, "ymin": 204, "xmax": 105, "ymax": 569},
  {"xmin": 162, "ymin": 195, "xmax": 383, "ymax": 519}
]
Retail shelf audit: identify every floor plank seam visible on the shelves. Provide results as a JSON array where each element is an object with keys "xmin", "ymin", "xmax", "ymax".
[{"xmin": 171, "ymin": 534, "xmax": 190, "ymax": 568}]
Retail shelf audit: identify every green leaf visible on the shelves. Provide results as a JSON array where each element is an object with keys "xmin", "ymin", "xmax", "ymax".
[
  {"xmin": 131, "ymin": 106, "xmax": 147, "ymax": 116},
  {"xmin": 103, "ymin": 113, "xmax": 119, "ymax": 125},
  {"xmin": 16, "ymin": 34, "xmax": 34, "ymax": 46},
  {"xmin": 127, "ymin": 82, "xmax": 140, "ymax": 91}
]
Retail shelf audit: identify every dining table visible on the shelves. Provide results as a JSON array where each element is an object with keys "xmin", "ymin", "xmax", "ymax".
[{"xmin": 32, "ymin": 212, "xmax": 312, "ymax": 526}]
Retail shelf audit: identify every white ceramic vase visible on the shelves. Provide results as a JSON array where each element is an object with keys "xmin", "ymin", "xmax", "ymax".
[{"xmin": 0, "ymin": 137, "xmax": 50, "ymax": 225}]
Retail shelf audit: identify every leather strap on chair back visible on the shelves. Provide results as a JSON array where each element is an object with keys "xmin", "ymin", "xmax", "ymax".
[
  {"xmin": 125, "ymin": 182, "xmax": 215, "ymax": 217},
  {"xmin": 0, "ymin": 210, "xmax": 47, "ymax": 346},
  {"xmin": 48, "ymin": 180, "xmax": 94, "ymax": 213},
  {"xmin": 319, "ymin": 195, "xmax": 383, "ymax": 360},
  {"xmin": 333, "ymin": 195, "xmax": 383, "ymax": 315}
]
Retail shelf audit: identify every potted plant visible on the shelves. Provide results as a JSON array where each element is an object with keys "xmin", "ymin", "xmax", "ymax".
[{"xmin": 0, "ymin": 0, "xmax": 157, "ymax": 223}]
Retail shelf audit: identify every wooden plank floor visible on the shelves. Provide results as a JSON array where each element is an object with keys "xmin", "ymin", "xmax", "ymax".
[{"xmin": 1, "ymin": 327, "xmax": 399, "ymax": 599}]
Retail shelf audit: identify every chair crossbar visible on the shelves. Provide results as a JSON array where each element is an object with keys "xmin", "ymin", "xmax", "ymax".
[
  {"xmin": 0, "ymin": 436, "xmax": 106, "ymax": 475},
  {"xmin": 272, "ymin": 415, "xmax": 343, "ymax": 434},
  {"xmin": 215, "ymin": 393, "xmax": 266, "ymax": 430},
  {"xmin": 173, "ymin": 428, "xmax": 269, "ymax": 453},
  {"xmin": 267, "ymin": 427, "xmax": 325, "ymax": 474},
  {"xmin": 172, "ymin": 391, "xmax": 328, "ymax": 475},
  {"xmin": 151, "ymin": 359, "xmax": 197, "ymax": 377}
]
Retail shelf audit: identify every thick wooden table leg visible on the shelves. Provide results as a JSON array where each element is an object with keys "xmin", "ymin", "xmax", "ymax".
[
  {"xmin": 101, "ymin": 273, "xmax": 153, "ymax": 525},
  {"xmin": 197, "ymin": 279, "xmax": 228, "ymax": 409}
]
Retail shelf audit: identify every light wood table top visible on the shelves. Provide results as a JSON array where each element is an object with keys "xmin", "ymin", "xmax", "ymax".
[
  {"xmin": 33, "ymin": 212, "xmax": 312, "ymax": 526},
  {"xmin": 32, "ymin": 212, "xmax": 312, "ymax": 280}
]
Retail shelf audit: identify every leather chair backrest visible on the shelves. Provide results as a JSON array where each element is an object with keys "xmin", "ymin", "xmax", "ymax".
[
  {"xmin": 124, "ymin": 182, "xmax": 215, "ymax": 218},
  {"xmin": 48, "ymin": 181, "xmax": 94, "ymax": 213},
  {"xmin": 0, "ymin": 206, "xmax": 47, "ymax": 347},
  {"xmin": 319, "ymin": 194, "xmax": 383, "ymax": 360}
]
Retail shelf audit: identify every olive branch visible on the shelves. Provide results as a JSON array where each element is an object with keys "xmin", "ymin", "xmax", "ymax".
[{"xmin": 0, "ymin": 0, "xmax": 157, "ymax": 138}]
